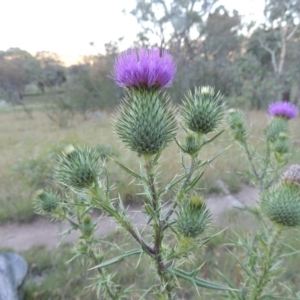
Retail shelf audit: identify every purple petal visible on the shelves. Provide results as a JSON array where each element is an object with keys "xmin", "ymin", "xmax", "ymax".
[
  {"xmin": 113, "ymin": 47, "xmax": 176, "ymax": 90},
  {"xmin": 268, "ymin": 101, "xmax": 298, "ymax": 119}
]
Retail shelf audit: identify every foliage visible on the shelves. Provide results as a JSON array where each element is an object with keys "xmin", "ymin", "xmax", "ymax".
[{"xmin": 225, "ymin": 105, "xmax": 300, "ymax": 299}]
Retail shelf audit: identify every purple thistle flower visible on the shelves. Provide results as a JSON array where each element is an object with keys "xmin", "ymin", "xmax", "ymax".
[
  {"xmin": 268, "ymin": 101, "xmax": 298, "ymax": 119},
  {"xmin": 113, "ymin": 48, "xmax": 176, "ymax": 90}
]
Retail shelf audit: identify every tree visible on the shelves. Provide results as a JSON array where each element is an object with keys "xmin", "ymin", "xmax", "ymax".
[
  {"xmin": 0, "ymin": 48, "xmax": 41, "ymax": 101},
  {"xmin": 35, "ymin": 51, "xmax": 66, "ymax": 92},
  {"xmin": 257, "ymin": 0, "xmax": 300, "ymax": 101},
  {"xmin": 131, "ymin": 0, "xmax": 218, "ymax": 52}
]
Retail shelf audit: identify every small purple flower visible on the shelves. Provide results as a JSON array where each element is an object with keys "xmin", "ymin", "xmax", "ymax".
[
  {"xmin": 268, "ymin": 101, "xmax": 298, "ymax": 119},
  {"xmin": 113, "ymin": 48, "xmax": 176, "ymax": 90}
]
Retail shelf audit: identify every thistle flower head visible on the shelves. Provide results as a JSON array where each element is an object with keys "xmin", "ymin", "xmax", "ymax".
[
  {"xmin": 260, "ymin": 181, "xmax": 300, "ymax": 227},
  {"xmin": 268, "ymin": 101, "xmax": 298, "ymax": 119},
  {"xmin": 115, "ymin": 89, "xmax": 177, "ymax": 155},
  {"xmin": 180, "ymin": 86, "xmax": 225, "ymax": 135},
  {"xmin": 261, "ymin": 166, "xmax": 300, "ymax": 227},
  {"xmin": 34, "ymin": 189, "xmax": 59, "ymax": 215},
  {"xmin": 113, "ymin": 48, "xmax": 176, "ymax": 90},
  {"xmin": 55, "ymin": 146, "xmax": 102, "ymax": 191},
  {"xmin": 176, "ymin": 195, "xmax": 211, "ymax": 238}
]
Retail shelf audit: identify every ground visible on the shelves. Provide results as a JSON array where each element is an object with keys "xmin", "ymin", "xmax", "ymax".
[{"xmin": 0, "ymin": 185, "xmax": 258, "ymax": 251}]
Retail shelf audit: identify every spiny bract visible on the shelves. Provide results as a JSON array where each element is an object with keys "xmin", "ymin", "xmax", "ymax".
[
  {"xmin": 55, "ymin": 146, "xmax": 102, "ymax": 190},
  {"xmin": 226, "ymin": 109, "xmax": 248, "ymax": 144},
  {"xmin": 180, "ymin": 86, "xmax": 225, "ymax": 135},
  {"xmin": 176, "ymin": 195, "xmax": 211, "ymax": 238},
  {"xmin": 115, "ymin": 89, "xmax": 177, "ymax": 155},
  {"xmin": 260, "ymin": 182, "xmax": 300, "ymax": 227}
]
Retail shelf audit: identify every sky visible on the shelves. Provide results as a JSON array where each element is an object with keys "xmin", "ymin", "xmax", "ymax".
[{"xmin": 0, "ymin": 0, "xmax": 264, "ymax": 65}]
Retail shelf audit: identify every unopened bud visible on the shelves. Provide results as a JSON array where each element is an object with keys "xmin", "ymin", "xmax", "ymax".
[
  {"xmin": 35, "ymin": 190, "xmax": 59, "ymax": 214},
  {"xmin": 182, "ymin": 134, "xmax": 201, "ymax": 156},
  {"xmin": 180, "ymin": 87, "xmax": 225, "ymax": 135},
  {"xmin": 176, "ymin": 196, "xmax": 211, "ymax": 238},
  {"xmin": 260, "ymin": 181, "xmax": 300, "ymax": 227}
]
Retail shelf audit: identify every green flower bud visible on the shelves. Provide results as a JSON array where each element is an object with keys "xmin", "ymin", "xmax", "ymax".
[
  {"xmin": 80, "ymin": 215, "xmax": 96, "ymax": 238},
  {"xmin": 176, "ymin": 195, "xmax": 211, "ymax": 238},
  {"xmin": 273, "ymin": 135, "xmax": 290, "ymax": 155},
  {"xmin": 55, "ymin": 146, "xmax": 101, "ymax": 190},
  {"xmin": 34, "ymin": 189, "xmax": 59, "ymax": 214},
  {"xmin": 176, "ymin": 236, "xmax": 197, "ymax": 257},
  {"xmin": 265, "ymin": 117, "xmax": 288, "ymax": 143},
  {"xmin": 260, "ymin": 181, "xmax": 300, "ymax": 227},
  {"xmin": 180, "ymin": 86, "xmax": 225, "ymax": 135},
  {"xmin": 115, "ymin": 89, "xmax": 177, "ymax": 155},
  {"xmin": 181, "ymin": 134, "xmax": 201, "ymax": 156},
  {"xmin": 226, "ymin": 109, "xmax": 248, "ymax": 144}
]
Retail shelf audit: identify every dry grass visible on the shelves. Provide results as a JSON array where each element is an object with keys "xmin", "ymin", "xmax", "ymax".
[{"xmin": 1, "ymin": 108, "xmax": 300, "ymax": 222}]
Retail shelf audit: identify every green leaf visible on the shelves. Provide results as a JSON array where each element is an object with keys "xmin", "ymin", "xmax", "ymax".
[
  {"xmin": 217, "ymin": 271, "xmax": 244, "ymax": 300},
  {"xmin": 183, "ymin": 170, "xmax": 204, "ymax": 192},
  {"xmin": 169, "ymin": 267, "xmax": 237, "ymax": 291},
  {"xmin": 280, "ymin": 250, "xmax": 300, "ymax": 258},
  {"xmin": 202, "ymin": 130, "xmax": 224, "ymax": 145},
  {"xmin": 159, "ymin": 177, "xmax": 185, "ymax": 196},
  {"xmin": 111, "ymin": 158, "xmax": 142, "ymax": 180},
  {"xmin": 90, "ymin": 249, "xmax": 143, "ymax": 270},
  {"xmin": 174, "ymin": 137, "xmax": 186, "ymax": 152},
  {"xmin": 260, "ymin": 295, "xmax": 297, "ymax": 300},
  {"xmin": 201, "ymin": 228, "xmax": 227, "ymax": 246}
]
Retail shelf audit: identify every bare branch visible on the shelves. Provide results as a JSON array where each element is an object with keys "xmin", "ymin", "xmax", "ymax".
[
  {"xmin": 258, "ymin": 37, "xmax": 278, "ymax": 76},
  {"xmin": 286, "ymin": 23, "xmax": 300, "ymax": 40}
]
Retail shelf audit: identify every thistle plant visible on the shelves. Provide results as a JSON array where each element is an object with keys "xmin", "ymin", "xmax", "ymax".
[
  {"xmin": 35, "ymin": 47, "xmax": 233, "ymax": 299},
  {"xmin": 225, "ymin": 101, "xmax": 300, "ymax": 299},
  {"xmin": 227, "ymin": 100, "xmax": 298, "ymax": 190}
]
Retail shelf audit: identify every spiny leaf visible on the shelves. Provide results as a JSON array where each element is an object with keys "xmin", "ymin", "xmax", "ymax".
[
  {"xmin": 169, "ymin": 267, "xmax": 236, "ymax": 291},
  {"xmin": 112, "ymin": 159, "xmax": 142, "ymax": 180},
  {"xmin": 90, "ymin": 249, "xmax": 143, "ymax": 270}
]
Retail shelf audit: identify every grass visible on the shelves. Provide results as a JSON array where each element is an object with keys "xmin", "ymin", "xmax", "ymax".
[
  {"xmin": 1, "ymin": 105, "xmax": 300, "ymax": 223},
  {"xmin": 8, "ymin": 210, "xmax": 299, "ymax": 299}
]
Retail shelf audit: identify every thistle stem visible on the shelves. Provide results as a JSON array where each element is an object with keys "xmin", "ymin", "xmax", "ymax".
[
  {"xmin": 142, "ymin": 156, "xmax": 174, "ymax": 298},
  {"xmin": 91, "ymin": 185, "xmax": 154, "ymax": 255},
  {"xmin": 248, "ymin": 226, "xmax": 282, "ymax": 300},
  {"xmin": 243, "ymin": 141, "xmax": 260, "ymax": 181}
]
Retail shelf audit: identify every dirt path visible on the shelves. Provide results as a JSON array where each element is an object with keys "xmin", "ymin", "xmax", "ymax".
[{"xmin": 0, "ymin": 185, "xmax": 258, "ymax": 252}]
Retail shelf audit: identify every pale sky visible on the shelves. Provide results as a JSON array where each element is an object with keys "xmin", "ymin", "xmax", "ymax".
[{"xmin": 0, "ymin": 0, "xmax": 264, "ymax": 65}]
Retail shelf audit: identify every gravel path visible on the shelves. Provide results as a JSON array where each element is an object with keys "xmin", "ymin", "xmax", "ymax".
[{"xmin": 0, "ymin": 185, "xmax": 258, "ymax": 251}]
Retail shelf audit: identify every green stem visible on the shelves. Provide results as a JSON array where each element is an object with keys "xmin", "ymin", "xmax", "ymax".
[
  {"xmin": 89, "ymin": 249, "xmax": 119, "ymax": 300},
  {"xmin": 248, "ymin": 226, "xmax": 282, "ymax": 300},
  {"xmin": 259, "ymin": 140, "xmax": 271, "ymax": 191},
  {"xmin": 91, "ymin": 185, "xmax": 155, "ymax": 255},
  {"xmin": 142, "ymin": 156, "xmax": 174, "ymax": 299},
  {"xmin": 69, "ymin": 209, "xmax": 119, "ymax": 299},
  {"xmin": 243, "ymin": 141, "xmax": 260, "ymax": 181}
]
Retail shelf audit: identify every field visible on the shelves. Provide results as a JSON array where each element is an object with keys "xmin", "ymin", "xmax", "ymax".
[{"xmin": 1, "ymin": 104, "xmax": 300, "ymax": 299}]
